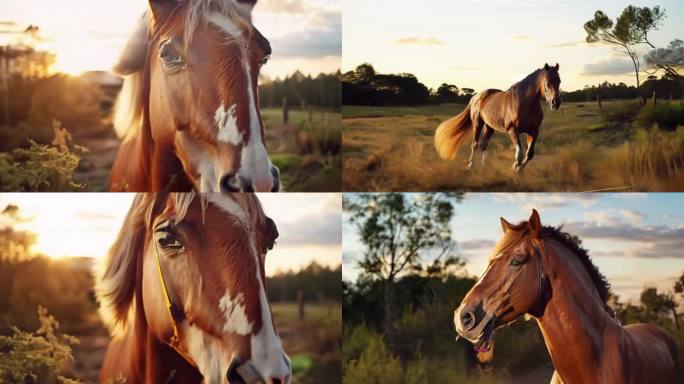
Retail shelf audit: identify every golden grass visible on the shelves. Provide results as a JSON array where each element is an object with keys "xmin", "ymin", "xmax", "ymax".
[{"xmin": 342, "ymin": 101, "xmax": 684, "ymax": 191}]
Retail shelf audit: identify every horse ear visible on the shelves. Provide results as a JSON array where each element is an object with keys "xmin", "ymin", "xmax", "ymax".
[
  {"xmin": 148, "ymin": 0, "xmax": 176, "ymax": 22},
  {"xmin": 500, "ymin": 217, "xmax": 513, "ymax": 233},
  {"xmin": 555, "ymin": 63, "xmax": 560, "ymax": 70},
  {"xmin": 544, "ymin": 63, "xmax": 550, "ymax": 70},
  {"xmin": 528, "ymin": 209, "xmax": 542, "ymax": 238},
  {"xmin": 113, "ymin": 12, "xmax": 149, "ymax": 75}
]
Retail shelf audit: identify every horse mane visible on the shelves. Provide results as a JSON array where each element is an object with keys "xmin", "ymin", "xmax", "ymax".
[
  {"xmin": 540, "ymin": 225, "xmax": 611, "ymax": 304},
  {"xmin": 95, "ymin": 193, "xmax": 264, "ymax": 337},
  {"xmin": 112, "ymin": 0, "xmax": 253, "ymax": 138},
  {"xmin": 508, "ymin": 68, "xmax": 542, "ymax": 93}
]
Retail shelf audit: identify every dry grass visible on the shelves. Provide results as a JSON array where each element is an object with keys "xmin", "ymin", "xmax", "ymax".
[{"xmin": 343, "ymin": 101, "xmax": 684, "ymax": 191}]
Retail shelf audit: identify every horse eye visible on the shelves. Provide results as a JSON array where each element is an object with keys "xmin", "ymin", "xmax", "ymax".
[
  {"xmin": 158, "ymin": 233, "xmax": 185, "ymax": 251},
  {"xmin": 160, "ymin": 41, "xmax": 185, "ymax": 67},
  {"xmin": 259, "ymin": 55, "xmax": 270, "ymax": 67},
  {"xmin": 510, "ymin": 259, "xmax": 523, "ymax": 267}
]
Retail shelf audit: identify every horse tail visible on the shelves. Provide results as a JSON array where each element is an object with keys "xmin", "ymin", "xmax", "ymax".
[{"xmin": 435, "ymin": 104, "xmax": 473, "ymax": 160}]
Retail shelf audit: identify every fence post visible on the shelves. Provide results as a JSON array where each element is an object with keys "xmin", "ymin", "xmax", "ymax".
[{"xmin": 282, "ymin": 97, "xmax": 289, "ymax": 125}]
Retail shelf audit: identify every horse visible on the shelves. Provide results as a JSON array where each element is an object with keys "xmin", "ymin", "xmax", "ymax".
[
  {"xmin": 109, "ymin": 0, "xmax": 281, "ymax": 192},
  {"xmin": 435, "ymin": 63, "xmax": 562, "ymax": 173},
  {"xmin": 453, "ymin": 210, "xmax": 681, "ymax": 384},
  {"xmin": 96, "ymin": 193, "xmax": 291, "ymax": 383}
]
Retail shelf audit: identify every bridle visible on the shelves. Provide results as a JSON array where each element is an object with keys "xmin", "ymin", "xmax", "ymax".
[
  {"xmin": 486, "ymin": 235, "xmax": 551, "ymax": 326},
  {"xmin": 151, "ymin": 223, "xmax": 266, "ymax": 384}
]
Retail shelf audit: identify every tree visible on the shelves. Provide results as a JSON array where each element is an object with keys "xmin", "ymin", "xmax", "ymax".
[
  {"xmin": 343, "ymin": 193, "xmax": 462, "ymax": 344},
  {"xmin": 584, "ymin": 6, "xmax": 666, "ymax": 89},
  {"xmin": 640, "ymin": 287, "xmax": 679, "ymax": 328}
]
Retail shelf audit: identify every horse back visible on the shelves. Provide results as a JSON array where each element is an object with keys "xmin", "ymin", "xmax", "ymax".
[{"xmin": 622, "ymin": 323, "xmax": 681, "ymax": 383}]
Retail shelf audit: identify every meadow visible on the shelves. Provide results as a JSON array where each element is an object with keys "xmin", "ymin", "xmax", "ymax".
[{"xmin": 342, "ymin": 100, "xmax": 684, "ymax": 192}]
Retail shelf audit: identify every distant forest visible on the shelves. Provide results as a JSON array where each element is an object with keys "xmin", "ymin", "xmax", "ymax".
[
  {"xmin": 259, "ymin": 70, "xmax": 342, "ymax": 109},
  {"xmin": 342, "ymin": 63, "xmax": 684, "ymax": 106}
]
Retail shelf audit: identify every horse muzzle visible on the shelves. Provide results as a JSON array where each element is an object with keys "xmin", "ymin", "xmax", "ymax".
[
  {"xmin": 219, "ymin": 165, "xmax": 280, "ymax": 193},
  {"xmin": 226, "ymin": 355, "xmax": 291, "ymax": 384}
]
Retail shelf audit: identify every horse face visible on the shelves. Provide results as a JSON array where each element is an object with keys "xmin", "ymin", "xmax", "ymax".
[
  {"xmin": 453, "ymin": 210, "xmax": 544, "ymax": 360},
  {"xmin": 542, "ymin": 63, "xmax": 562, "ymax": 110},
  {"xmin": 148, "ymin": 0, "xmax": 280, "ymax": 192},
  {"xmin": 143, "ymin": 194, "xmax": 290, "ymax": 383}
]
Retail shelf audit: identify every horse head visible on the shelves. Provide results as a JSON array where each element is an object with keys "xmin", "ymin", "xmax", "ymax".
[
  {"xmin": 114, "ymin": 0, "xmax": 280, "ymax": 192},
  {"xmin": 542, "ymin": 63, "xmax": 561, "ymax": 110}
]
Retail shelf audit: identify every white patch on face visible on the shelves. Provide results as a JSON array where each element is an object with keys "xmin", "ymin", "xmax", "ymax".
[
  {"xmin": 247, "ymin": 243, "xmax": 290, "ymax": 381},
  {"xmin": 205, "ymin": 194, "xmax": 248, "ymax": 225},
  {"xmin": 183, "ymin": 325, "xmax": 230, "ymax": 384},
  {"xmin": 215, "ymin": 104, "xmax": 242, "ymax": 145},
  {"xmin": 207, "ymin": 12, "xmax": 243, "ymax": 38},
  {"xmin": 218, "ymin": 290, "xmax": 253, "ymax": 335},
  {"xmin": 239, "ymin": 63, "xmax": 274, "ymax": 192}
]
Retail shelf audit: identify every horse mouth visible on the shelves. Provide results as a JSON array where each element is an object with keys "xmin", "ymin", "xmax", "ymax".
[{"xmin": 473, "ymin": 317, "xmax": 497, "ymax": 353}]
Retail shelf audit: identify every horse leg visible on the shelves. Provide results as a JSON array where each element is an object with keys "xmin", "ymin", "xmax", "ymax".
[
  {"xmin": 507, "ymin": 129, "xmax": 524, "ymax": 172},
  {"xmin": 520, "ymin": 133, "xmax": 537, "ymax": 170},
  {"xmin": 478, "ymin": 126, "xmax": 495, "ymax": 168},
  {"xmin": 468, "ymin": 120, "xmax": 483, "ymax": 170}
]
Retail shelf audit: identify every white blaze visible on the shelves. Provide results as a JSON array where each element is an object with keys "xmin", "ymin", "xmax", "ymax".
[
  {"xmin": 218, "ymin": 290, "xmax": 253, "ymax": 336},
  {"xmin": 240, "ymin": 64, "xmax": 273, "ymax": 191},
  {"xmin": 215, "ymin": 104, "xmax": 242, "ymax": 145}
]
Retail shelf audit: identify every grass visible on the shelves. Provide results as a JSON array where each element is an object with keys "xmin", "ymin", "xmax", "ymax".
[{"xmin": 343, "ymin": 100, "xmax": 684, "ymax": 191}]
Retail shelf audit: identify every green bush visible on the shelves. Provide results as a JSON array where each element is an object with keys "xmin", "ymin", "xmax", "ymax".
[
  {"xmin": 343, "ymin": 329, "xmax": 404, "ymax": 384},
  {"xmin": 0, "ymin": 141, "xmax": 83, "ymax": 191},
  {"xmin": 636, "ymin": 103, "xmax": 684, "ymax": 131},
  {"xmin": 0, "ymin": 306, "xmax": 81, "ymax": 384}
]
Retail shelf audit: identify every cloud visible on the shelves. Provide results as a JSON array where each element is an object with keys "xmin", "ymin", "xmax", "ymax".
[
  {"xmin": 582, "ymin": 55, "xmax": 634, "ymax": 76},
  {"xmin": 268, "ymin": 8, "xmax": 341, "ymax": 58},
  {"xmin": 277, "ymin": 210, "xmax": 341, "ymax": 247},
  {"xmin": 393, "ymin": 37, "xmax": 446, "ymax": 46},
  {"xmin": 545, "ymin": 40, "xmax": 588, "ymax": 48},
  {"xmin": 563, "ymin": 221, "xmax": 684, "ymax": 259},
  {"xmin": 258, "ymin": 0, "xmax": 307, "ymax": 14},
  {"xmin": 512, "ymin": 35, "xmax": 533, "ymax": 41},
  {"xmin": 457, "ymin": 239, "xmax": 496, "ymax": 251},
  {"xmin": 488, "ymin": 193, "xmax": 600, "ymax": 212}
]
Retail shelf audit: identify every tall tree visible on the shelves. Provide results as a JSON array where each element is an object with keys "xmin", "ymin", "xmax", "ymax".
[
  {"xmin": 584, "ymin": 6, "xmax": 666, "ymax": 89},
  {"xmin": 343, "ymin": 193, "xmax": 462, "ymax": 344}
]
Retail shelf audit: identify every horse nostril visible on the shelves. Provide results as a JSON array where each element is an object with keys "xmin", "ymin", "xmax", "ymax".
[
  {"xmin": 220, "ymin": 174, "xmax": 241, "ymax": 192},
  {"xmin": 270, "ymin": 166, "xmax": 281, "ymax": 192},
  {"xmin": 271, "ymin": 379, "xmax": 282, "ymax": 384},
  {"xmin": 461, "ymin": 310, "xmax": 475, "ymax": 330}
]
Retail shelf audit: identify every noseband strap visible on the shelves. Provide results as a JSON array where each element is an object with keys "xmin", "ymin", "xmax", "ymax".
[
  {"xmin": 489, "ymin": 238, "xmax": 551, "ymax": 322},
  {"xmin": 153, "ymin": 240, "xmax": 199, "ymax": 369}
]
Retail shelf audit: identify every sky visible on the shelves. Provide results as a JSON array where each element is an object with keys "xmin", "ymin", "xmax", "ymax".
[
  {"xmin": 0, "ymin": 0, "xmax": 341, "ymax": 78},
  {"xmin": 342, "ymin": 0, "xmax": 684, "ymax": 92},
  {"xmin": 343, "ymin": 193, "xmax": 684, "ymax": 303},
  {"xmin": 0, "ymin": 193, "xmax": 342, "ymax": 276}
]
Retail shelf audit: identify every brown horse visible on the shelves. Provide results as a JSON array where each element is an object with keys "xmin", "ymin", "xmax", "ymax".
[
  {"xmin": 435, "ymin": 64, "xmax": 562, "ymax": 172},
  {"xmin": 110, "ymin": 0, "xmax": 280, "ymax": 192},
  {"xmin": 96, "ymin": 193, "xmax": 291, "ymax": 383},
  {"xmin": 454, "ymin": 210, "xmax": 681, "ymax": 384}
]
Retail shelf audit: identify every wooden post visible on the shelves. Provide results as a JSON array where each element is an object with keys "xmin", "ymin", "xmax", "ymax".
[
  {"xmin": 282, "ymin": 97, "xmax": 289, "ymax": 125},
  {"xmin": 597, "ymin": 84, "xmax": 602, "ymax": 109},
  {"xmin": 297, "ymin": 289, "xmax": 305, "ymax": 320},
  {"xmin": 652, "ymin": 91, "xmax": 657, "ymax": 106}
]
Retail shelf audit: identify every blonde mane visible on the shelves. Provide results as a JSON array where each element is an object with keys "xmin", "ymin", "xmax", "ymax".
[{"xmin": 113, "ymin": 0, "xmax": 253, "ymax": 138}]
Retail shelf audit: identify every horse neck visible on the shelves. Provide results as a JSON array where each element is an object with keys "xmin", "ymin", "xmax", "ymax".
[
  {"xmin": 515, "ymin": 70, "xmax": 543, "ymax": 102},
  {"xmin": 535, "ymin": 238, "xmax": 617, "ymax": 381}
]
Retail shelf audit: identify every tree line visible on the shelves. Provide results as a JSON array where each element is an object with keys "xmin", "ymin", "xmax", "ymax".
[{"xmin": 259, "ymin": 70, "xmax": 342, "ymax": 109}]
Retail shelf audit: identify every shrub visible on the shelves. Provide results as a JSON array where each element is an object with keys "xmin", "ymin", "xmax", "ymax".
[
  {"xmin": 0, "ymin": 141, "xmax": 83, "ymax": 191},
  {"xmin": 343, "ymin": 330, "xmax": 404, "ymax": 384},
  {"xmin": 600, "ymin": 101, "xmax": 642, "ymax": 126},
  {"xmin": 555, "ymin": 141, "xmax": 595, "ymax": 189},
  {"xmin": 613, "ymin": 128, "xmax": 684, "ymax": 187},
  {"xmin": 0, "ymin": 306, "xmax": 81, "ymax": 384},
  {"xmin": 636, "ymin": 103, "xmax": 684, "ymax": 131}
]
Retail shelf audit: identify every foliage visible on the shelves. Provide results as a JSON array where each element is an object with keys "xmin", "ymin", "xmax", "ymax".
[
  {"xmin": 612, "ymin": 128, "xmax": 684, "ymax": 187},
  {"xmin": 636, "ymin": 102, "xmax": 684, "ymax": 131},
  {"xmin": 259, "ymin": 71, "xmax": 341, "ymax": 109},
  {"xmin": 0, "ymin": 306, "xmax": 81, "ymax": 384},
  {"xmin": 0, "ymin": 141, "xmax": 83, "ymax": 191},
  {"xmin": 342, "ymin": 64, "xmax": 433, "ymax": 106},
  {"xmin": 599, "ymin": 101, "xmax": 642, "ymax": 127},
  {"xmin": 267, "ymin": 262, "xmax": 342, "ymax": 303},
  {"xmin": 584, "ymin": 6, "xmax": 666, "ymax": 87}
]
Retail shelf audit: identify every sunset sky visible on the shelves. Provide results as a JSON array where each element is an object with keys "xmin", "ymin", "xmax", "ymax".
[
  {"xmin": 343, "ymin": 193, "xmax": 684, "ymax": 302},
  {"xmin": 343, "ymin": 0, "xmax": 684, "ymax": 92},
  {"xmin": 0, "ymin": 0, "xmax": 341, "ymax": 78},
  {"xmin": 0, "ymin": 193, "xmax": 342, "ymax": 276}
]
